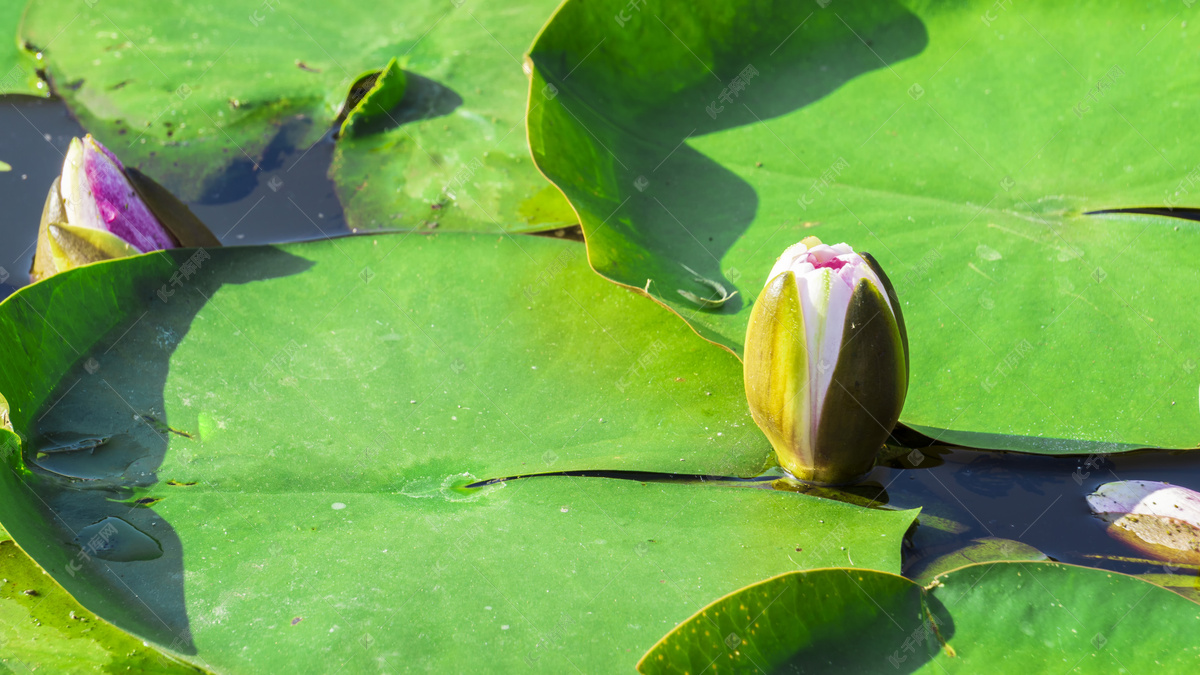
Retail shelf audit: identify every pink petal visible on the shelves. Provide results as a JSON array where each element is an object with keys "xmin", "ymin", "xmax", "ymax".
[{"xmin": 81, "ymin": 137, "xmax": 175, "ymax": 252}]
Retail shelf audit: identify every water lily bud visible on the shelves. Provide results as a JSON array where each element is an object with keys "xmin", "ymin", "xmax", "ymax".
[
  {"xmin": 744, "ymin": 237, "xmax": 908, "ymax": 484},
  {"xmin": 1087, "ymin": 480, "xmax": 1200, "ymax": 565},
  {"xmin": 61, "ymin": 135, "xmax": 176, "ymax": 252},
  {"xmin": 31, "ymin": 135, "xmax": 183, "ymax": 281}
]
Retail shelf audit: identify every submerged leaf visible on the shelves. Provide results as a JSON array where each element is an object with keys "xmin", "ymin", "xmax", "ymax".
[{"xmin": 906, "ymin": 537, "xmax": 1047, "ymax": 582}]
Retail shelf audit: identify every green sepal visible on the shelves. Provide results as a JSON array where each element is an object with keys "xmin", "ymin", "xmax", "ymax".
[
  {"xmin": 811, "ymin": 277, "xmax": 908, "ymax": 484},
  {"xmin": 29, "ymin": 178, "xmax": 65, "ymax": 282},
  {"xmin": 46, "ymin": 223, "xmax": 140, "ymax": 273},
  {"xmin": 859, "ymin": 251, "xmax": 908, "ymax": 379},
  {"xmin": 339, "ymin": 57, "xmax": 408, "ymax": 138},
  {"xmin": 743, "ymin": 270, "xmax": 809, "ymax": 475}
]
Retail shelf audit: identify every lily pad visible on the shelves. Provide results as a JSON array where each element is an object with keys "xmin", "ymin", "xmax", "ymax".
[
  {"xmin": 638, "ymin": 562, "xmax": 1200, "ymax": 673},
  {"xmin": 21, "ymin": 0, "xmax": 576, "ymax": 231},
  {"xmin": 0, "ymin": 233, "xmax": 918, "ymax": 670},
  {"xmin": 526, "ymin": 0, "xmax": 1200, "ymax": 451},
  {"xmin": 19, "ymin": 0, "xmax": 355, "ymax": 199},
  {"xmin": 0, "ymin": 2, "xmax": 44, "ymax": 97},
  {"xmin": 0, "ymin": 525, "xmax": 200, "ymax": 673}
]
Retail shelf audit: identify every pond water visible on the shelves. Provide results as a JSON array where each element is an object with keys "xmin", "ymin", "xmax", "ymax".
[{"xmin": 5, "ymin": 92, "xmax": 1200, "ymax": 606}]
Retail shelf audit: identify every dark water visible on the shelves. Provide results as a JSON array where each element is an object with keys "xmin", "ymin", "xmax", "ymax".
[
  {"xmin": 0, "ymin": 94, "xmax": 349, "ymax": 297},
  {"xmin": 873, "ymin": 444, "xmax": 1200, "ymax": 579}
]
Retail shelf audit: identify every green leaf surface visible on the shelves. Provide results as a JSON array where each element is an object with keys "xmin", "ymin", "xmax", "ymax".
[
  {"xmin": 639, "ymin": 562, "xmax": 1200, "ymax": 674},
  {"xmin": 0, "ymin": 2, "xmax": 44, "ymax": 97},
  {"xmin": 0, "ymin": 234, "xmax": 918, "ymax": 670},
  {"xmin": 0, "ymin": 524, "xmax": 202, "ymax": 673},
  {"xmin": 527, "ymin": 0, "xmax": 1200, "ymax": 452},
  {"xmin": 21, "ymin": 0, "xmax": 573, "ymax": 230},
  {"xmin": 326, "ymin": 1, "xmax": 578, "ymax": 234}
]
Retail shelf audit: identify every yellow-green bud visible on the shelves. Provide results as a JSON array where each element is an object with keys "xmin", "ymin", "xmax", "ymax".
[{"xmin": 744, "ymin": 237, "xmax": 908, "ymax": 484}]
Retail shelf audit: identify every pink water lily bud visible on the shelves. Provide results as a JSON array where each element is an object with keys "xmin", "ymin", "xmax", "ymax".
[
  {"xmin": 744, "ymin": 237, "xmax": 908, "ymax": 484},
  {"xmin": 59, "ymin": 135, "xmax": 176, "ymax": 253},
  {"xmin": 1087, "ymin": 480, "xmax": 1200, "ymax": 564}
]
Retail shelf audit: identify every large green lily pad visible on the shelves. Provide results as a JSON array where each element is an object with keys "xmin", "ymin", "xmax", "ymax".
[
  {"xmin": 639, "ymin": 562, "xmax": 1200, "ymax": 673},
  {"xmin": 527, "ymin": 0, "xmax": 1200, "ymax": 451},
  {"xmin": 21, "ymin": 0, "xmax": 574, "ymax": 230},
  {"xmin": 0, "ymin": 234, "xmax": 918, "ymax": 670}
]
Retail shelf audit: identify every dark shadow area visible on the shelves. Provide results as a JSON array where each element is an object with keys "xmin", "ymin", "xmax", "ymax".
[
  {"xmin": 180, "ymin": 70, "xmax": 463, "ymax": 245},
  {"xmin": 774, "ymin": 477, "xmax": 891, "ymax": 508},
  {"xmin": 193, "ymin": 114, "xmax": 319, "ymax": 205},
  {"xmin": 531, "ymin": 2, "xmax": 928, "ymax": 312},
  {"xmin": 527, "ymin": 224, "xmax": 586, "ymax": 242},
  {"xmin": 23, "ymin": 247, "xmax": 312, "ymax": 650},
  {"xmin": 888, "ymin": 421, "xmax": 1170, "ymax": 455},
  {"xmin": 771, "ymin": 579, "xmax": 939, "ymax": 674},
  {"xmin": 467, "ymin": 468, "xmax": 777, "ymax": 489},
  {"xmin": 185, "ymin": 118, "xmax": 352, "ymax": 246}
]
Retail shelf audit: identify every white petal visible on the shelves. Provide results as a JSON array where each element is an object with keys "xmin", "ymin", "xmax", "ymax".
[
  {"xmin": 812, "ymin": 270, "xmax": 851, "ymax": 418},
  {"xmin": 59, "ymin": 137, "xmax": 104, "ymax": 232},
  {"xmin": 766, "ymin": 240, "xmax": 812, "ymax": 283}
]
